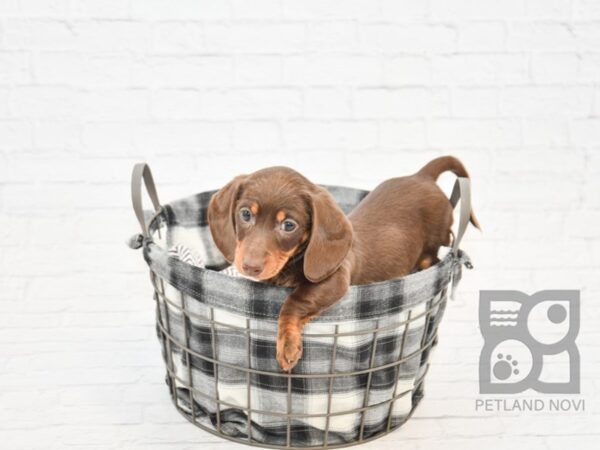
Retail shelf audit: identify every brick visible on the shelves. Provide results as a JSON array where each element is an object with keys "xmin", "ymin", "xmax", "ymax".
[
  {"xmin": 0, "ymin": 215, "xmax": 30, "ymax": 245},
  {"xmin": 499, "ymin": 86, "xmax": 593, "ymax": 117},
  {"xmin": 143, "ymin": 403, "xmax": 186, "ymax": 424},
  {"xmin": 381, "ymin": 0, "xmax": 429, "ymax": 19},
  {"xmin": 122, "ymin": 383, "xmax": 165, "ymax": 405},
  {"xmin": 585, "ymin": 150, "xmax": 600, "ymax": 174},
  {"xmin": 431, "ymin": 54, "xmax": 529, "ymax": 85},
  {"xmin": 33, "ymin": 121, "xmax": 79, "ymax": 151},
  {"xmin": 233, "ymin": 0, "xmax": 281, "ymax": 19},
  {"xmin": 31, "ymin": 51, "xmax": 82, "ymax": 84},
  {"xmin": 150, "ymin": 89, "xmax": 202, "ymax": 120},
  {"xmin": 360, "ymin": 24, "xmax": 457, "ymax": 53},
  {"xmin": 0, "ymin": 120, "xmax": 33, "ymax": 149},
  {"xmin": 1, "ymin": 183, "xmax": 130, "ymax": 213},
  {"xmin": 547, "ymin": 436, "xmax": 600, "ymax": 450},
  {"xmin": 431, "ymin": 0, "xmax": 526, "ymax": 19},
  {"xmin": 493, "ymin": 150, "xmax": 585, "ymax": 177},
  {"xmin": 0, "ymin": 89, "xmax": 9, "ymax": 118},
  {"xmin": 382, "ymin": 55, "xmax": 431, "ymax": 85},
  {"xmin": 232, "ymin": 121, "xmax": 281, "ymax": 151},
  {"xmin": 583, "ymin": 176, "xmax": 600, "ymax": 208},
  {"xmin": 531, "ymin": 53, "xmax": 580, "ymax": 83},
  {"xmin": 82, "ymin": 122, "xmax": 136, "ymax": 155},
  {"xmin": 27, "ymin": 273, "xmax": 150, "ymax": 305},
  {"xmin": 0, "ymin": 51, "xmax": 32, "ymax": 83},
  {"xmin": 354, "ymin": 88, "xmax": 450, "ymax": 119},
  {"xmin": 487, "ymin": 177, "xmax": 580, "ymax": 211},
  {"xmin": 283, "ymin": 120, "xmax": 378, "ymax": 151},
  {"xmin": 282, "ymin": 0, "xmax": 380, "ymax": 20},
  {"xmin": 379, "ymin": 120, "xmax": 427, "ymax": 148},
  {"xmin": 458, "ymin": 22, "xmax": 506, "ymax": 51},
  {"xmin": 0, "ymin": 154, "xmax": 82, "ymax": 183},
  {"xmin": 345, "ymin": 150, "xmax": 444, "ymax": 182},
  {"xmin": 293, "ymin": 151, "xmax": 347, "ymax": 185},
  {"xmin": 526, "ymin": 0, "xmax": 572, "ymax": 18},
  {"xmin": 151, "ymin": 22, "xmax": 203, "ymax": 53},
  {"xmin": 2, "ymin": 428, "xmax": 61, "ymax": 449},
  {"xmin": 513, "ymin": 211, "xmax": 566, "ymax": 240},
  {"xmin": 135, "ymin": 56, "xmax": 234, "ymax": 87},
  {"xmin": 306, "ymin": 22, "xmax": 357, "ymax": 52},
  {"xmin": 33, "ymin": 52, "xmax": 138, "ymax": 87},
  {"xmin": 82, "ymin": 89, "xmax": 151, "ymax": 120},
  {"xmin": 196, "ymin": 152, "xmax": 298, "ymax": 184},
  {"xmin": 131, "ymin": 0, "xmax": 231, "ymax": 20},
  {"xmin": 9, "ymin": 86, "xmax": 82, "ymax": 119},
  {"xmin": 566, "ymin": 210, "xmax": 600, "ymax": 238},
  {"xmin": 574, "ymin": 0, "xmax": 600, "ymax": 18},
  {"xmin": 502, "ymin": 416, "xmax": 594, "ymax": 436},
  {"xmin": 571, "ymin": 119, "xmax": 600, "ymax": 146},
  {"xmin": 133, "ymin": 122, "xmax": 232, "ymax": 152},
  {"xmin": 522, "ymin": 118, "xmax": 570, "ymax": 146},
  {"xmin": 575, "ymin": 24, "xmax": 600, "ymax": 51},
  {"xmin": 16, "ymin": 0, "xmax": 68, "ymax": 17},
  {"xmin": 235, "ymin": 55, "xmax": 282, "ymax": 86},
  {"xmin": 508, "ymin": 23, "xmax": 576, "ymax": 51},
  {"xmin": 0, "ymin": 0, "xmax": 18, "ymax": 15},
  {"xmin": 204, "ymin": 23, "xmax": 306, "ymax": 53},
  {"xmin": 304, "ymin": 88, "xmax": 352, "ymax": 118},
  {"xmin": 284, "ymin": 55, "xmax": 382, "ymax": 84},
  {"xmin": 198, "ymin": 88, "xmax": 302, "ymax": 120},
  {"xmin": 452, "ymin": 88, "xmax": 498, "ymax": 117},
  {"xmin": 398, "ymin": 418, "xmax": 444, "ymax": 439},
  {"xmin": 580, "ymin": 53, "xmax": 600, "ymax": 82},
  {"xmin": 2, "ymin": 19, "xmax": 76, "ymax": 50},
  {"xmin": 428, "ymin": 119, "xmax": 521, "ymax": 147},
  {"xmin": 68, "ymin": 0, "xmax": 131, "ymax": 19}
]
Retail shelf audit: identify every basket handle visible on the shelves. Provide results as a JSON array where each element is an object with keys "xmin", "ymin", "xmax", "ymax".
[
  {"xmin": 449, "ymin": 177, "xmax": 473, "ymax": 253},
  {"xmin": 131, "ymin": 163, "xmax": 161, "ymax": 238}
]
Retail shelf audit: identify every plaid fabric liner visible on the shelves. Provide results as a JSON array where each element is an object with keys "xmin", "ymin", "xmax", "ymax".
[{"xmin": 137, "ymin": 186, "xmax": 471, "ymax": 448}]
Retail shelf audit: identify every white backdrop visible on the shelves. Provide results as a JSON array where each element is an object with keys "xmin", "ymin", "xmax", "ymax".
[{"xmin": 1, "ymin": 1, "xmax": 599, "ymax": 449}]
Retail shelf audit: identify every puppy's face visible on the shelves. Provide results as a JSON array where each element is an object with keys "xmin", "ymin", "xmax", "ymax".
[
  {"xmin": 208, "ymin": 167, "xmax": 353, "ymax": 283},
  {"xmin": 233, "ymin": 173, "xmax": 311, "ymax": 280}
]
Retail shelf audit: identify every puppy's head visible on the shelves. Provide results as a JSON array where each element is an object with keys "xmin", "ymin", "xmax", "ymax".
[{"xmin": 208, "ymin": 167, "xmax": 352, "ymax": 283}]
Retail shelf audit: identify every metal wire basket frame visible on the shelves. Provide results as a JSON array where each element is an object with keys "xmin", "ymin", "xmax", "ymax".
[{"xmin": 129, "ymin": 163, "xmax": 474, "ymax": 449}]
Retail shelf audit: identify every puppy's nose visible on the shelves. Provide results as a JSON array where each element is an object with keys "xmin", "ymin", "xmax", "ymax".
[{"xmin": 242, "ymin": 260, "xmax": 264, "ymax": 277}]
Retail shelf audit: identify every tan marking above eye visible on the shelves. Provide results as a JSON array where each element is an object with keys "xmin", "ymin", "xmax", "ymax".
[
  {"xmin": 250, "ymin": 203, "xmax": 259, "ymax": 215},
  {"xmin": 276, "ymin": 211, "xmax": 286, "ymax": 222}
]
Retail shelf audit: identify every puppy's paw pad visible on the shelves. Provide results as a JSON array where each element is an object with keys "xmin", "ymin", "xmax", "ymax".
[{"xmin": 276, "ymin": 335, "xmax": 302, "ymax": 371}]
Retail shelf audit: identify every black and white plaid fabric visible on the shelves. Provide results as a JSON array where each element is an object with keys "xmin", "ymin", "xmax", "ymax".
[{"xmin": 135, "ymin": 186, "xmax": 472, "ymax": 448}]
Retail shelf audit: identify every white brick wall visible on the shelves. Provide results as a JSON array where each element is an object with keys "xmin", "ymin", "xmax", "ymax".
[{"xmin": 1, "ymin": 1, "xmax": 599, "ymax": 449}]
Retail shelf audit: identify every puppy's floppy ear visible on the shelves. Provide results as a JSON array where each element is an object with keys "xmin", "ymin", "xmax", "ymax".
[
  {"xmin": 304, "ymin": 187, "xmax": 353, "ymax": 283},
  {"xmin": 207, "ymin": 175, "xmax": 247, "ymax": 263}
]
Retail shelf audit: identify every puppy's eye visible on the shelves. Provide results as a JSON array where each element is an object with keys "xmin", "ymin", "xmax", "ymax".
[
  {"xmin": 281, "ymin": 219, "xmax": 297, "ymax": 232},
  {"xmin": 239, "ymin": 207, "xmax": 253, "ymax": 222}
]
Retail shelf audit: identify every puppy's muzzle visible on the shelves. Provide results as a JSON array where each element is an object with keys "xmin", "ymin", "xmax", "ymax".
[{"xmin": 242, "ymin": 259, "xmax": 264, "ymax": 277}]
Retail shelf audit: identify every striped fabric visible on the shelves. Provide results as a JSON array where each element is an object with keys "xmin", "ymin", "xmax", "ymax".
[
  {"xmin": 168, "ymin": 244, "xmax": 244, "ymax": 278},
  {"xmin": 134, "ymin": 186, "xmax": 472, "ymax": 448}
]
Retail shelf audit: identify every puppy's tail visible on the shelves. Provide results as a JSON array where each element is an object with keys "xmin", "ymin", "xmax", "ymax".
[{"xmin": 418, "ymin": 155, "xmax": 481, "ymax": 230}]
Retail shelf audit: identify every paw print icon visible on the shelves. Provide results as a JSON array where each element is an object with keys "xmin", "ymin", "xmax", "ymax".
[
  {"xmin": 494, "ymin": 353, "xmax": 520, "ymax": 379},
  {"xmin": 479, "ymin": 290, "xmax": 580, "ymax": 394}
]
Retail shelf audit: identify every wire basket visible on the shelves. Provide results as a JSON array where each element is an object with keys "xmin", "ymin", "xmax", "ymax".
[{"xmin": 129, "ymin": 163, "xmax": 474, "ymax": 449}]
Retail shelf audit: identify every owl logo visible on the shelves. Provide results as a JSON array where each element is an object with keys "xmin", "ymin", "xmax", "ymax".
[{"xmin": 479, "ymin": 290, "xmax": 580, "ymax": 394}]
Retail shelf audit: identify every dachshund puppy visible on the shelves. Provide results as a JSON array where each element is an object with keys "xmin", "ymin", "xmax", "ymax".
[{"xmin": 208, "ymin": 156, "xmax": 479, "ymax": 371}]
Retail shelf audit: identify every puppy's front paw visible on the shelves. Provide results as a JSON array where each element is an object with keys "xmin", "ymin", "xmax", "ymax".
[{"xmin": 276, "ymin": 332, "xmax": 303, "ymax": 371}]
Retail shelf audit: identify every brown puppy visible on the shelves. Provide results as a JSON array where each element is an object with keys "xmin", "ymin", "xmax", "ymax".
[{"xmin": 208, "ymin": 156, "xmax": 479, "ymax": 371}]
